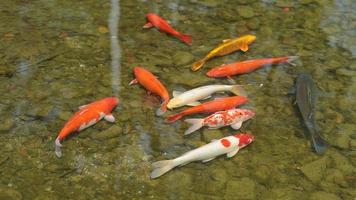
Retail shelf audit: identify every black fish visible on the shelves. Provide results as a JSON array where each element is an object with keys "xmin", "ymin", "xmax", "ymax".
[{"xmin": 294, "ymin": 73, "xmax": 328, "ymax": 154}]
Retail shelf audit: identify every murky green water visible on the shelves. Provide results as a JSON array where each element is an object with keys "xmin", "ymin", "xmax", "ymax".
[{"xmin": 0, "ymin": 0, "xmax": 355, "ymax": 199}]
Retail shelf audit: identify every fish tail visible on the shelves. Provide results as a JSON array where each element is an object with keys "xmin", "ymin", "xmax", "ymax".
[
  {"xmin": 191, "ymin": 58, "xmax": 207, "ymax": 71},
  {"xmin": 230, "ymin": 85, "xmax": 247, "ymax": 96},
  {"xmin": 184, "ymin": 118, "xmax": 204, "ymax": 135},
  {"xmin": 177, "ymin": 34, "xmax": 192, "ymax": 45},
  {"xmin": 55, "ymin": 137, "xmax": 63, "ymax": 158},
  {"xmin": 311, "ymin": 133, "xmax": 329, "ymax": 155},
  {"xmin": 166, "ymin": 113, "xmax": 182, "ymax": 123},
  {"xmin": 156, "ymin": 99, "xmax": 169, "ymax": 116},
  {"xmin": 150, "ymin": 160, "xmax": 176, "ymax": 179},
  {"xmin": 286, "ymin": 56, "xmax": 299, "ymax": 66}
]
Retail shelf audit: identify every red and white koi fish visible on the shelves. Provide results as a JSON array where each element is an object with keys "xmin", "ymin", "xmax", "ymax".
[
  {"xmin": 150, "ymin": 133, "xmax": 254, "ymax": 178},
  {"xmin": 55, "ymin": 97, "xmax": 119, "ymax": 157},
  {"xmin": 143, "ymin": 13, "xmax": 192, "ymax": 45},
  {"xmin": 166, "ymin": 96, "xmax": 248, "ymax": 123},
  {"xmin": 206, "ymin": 56, "xmax": 298, "ymax": 78},
  {"xmin": 184, "ymin": 109, "xmax": 255, "ymax": 135},
  {"xmin": 129, "ymin": 66, "xmax": 170, "ymax": 116}
]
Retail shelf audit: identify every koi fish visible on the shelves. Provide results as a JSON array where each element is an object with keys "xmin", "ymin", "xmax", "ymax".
[
  {"xmin": 143, "ymin": 13, "xmax": 192, "ymax": 45},
  {"xmin": 184, "ymin": 109, "xmax": 254, "ymax": 135},
  {"xmin": 191, "ymin": 35, "xmax": 256, "ymax": 71},
  {"xmin": 167, "ymin": 84, "xmax": 246, "ymax": 109},
  {"xmin": 55, "ymin": 97, "xmax": 119, "ymax": 157},
  {"xmin": 150, "ymin": 133, "xmax": 254, "ymax": 178},
  {"xmin": 166, "ymin": 96, "xmax": 248, "ymax": 123},
  {"xmin": 206, "ymin": 56, "xmax": 298, "ymax": 78},
  {"xmin": 129, "ymin": 66, "xmax": 170, "ymax": 116}
]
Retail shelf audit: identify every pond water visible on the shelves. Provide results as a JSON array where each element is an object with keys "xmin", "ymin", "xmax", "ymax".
[{"xmin": 0, "ymin": 0, "xmax": 355, "ymax": 199}]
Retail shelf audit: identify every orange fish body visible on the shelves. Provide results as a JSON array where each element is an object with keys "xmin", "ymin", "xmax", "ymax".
[
  {"xmin": 130, "ymin": 66, "xmax": 170, "ymax": 116},
  {"xmin": 55, "ymin": 97, "xmax": 119, "ymax": 157},
  {"xmin": 166, "ymin": 96, "xmax": 248, "ymax": 123},
  {"xmin": 207, "ymin": 56, "xmax": 298, "ymax": 78},
  {"xmin": 144, "ymin": 13, "xmax": 192, "ymax": 45}
]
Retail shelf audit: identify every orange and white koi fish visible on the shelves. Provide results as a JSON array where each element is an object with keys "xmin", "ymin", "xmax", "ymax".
[
  {"xmin": 206, "ymin": 56, "xmax": 298, "ymax": 78},
  {"xmin": 184, "ymin": 109, "xmax": 255, "ymax": 135},
  {"xmin": 55, "ymin": 97, "xmax": 119, "ymax": 157},
  {"xmin": 191, "ymin": 35, "xmax": 256, "ymax": 71},
  {"xmin": 166, "ymin": 96, "xmax": 248, "ymax": 123},
  {"xmin": 143, "ymin": 13, "xmax": 192, "ymax": 45},
  {"xmin": 129, "ymin": 66, "xmax": 170, "ymax": 116},
  {"xmin": 150, "ymin": 133, "xmax": 254, "ymax": 178}
]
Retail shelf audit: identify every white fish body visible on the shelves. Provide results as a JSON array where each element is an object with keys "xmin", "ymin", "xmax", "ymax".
[
  {"xmin": 150, "ymin": 134, "xmax": 254, "ymax": 179},
  {"xmin": 167, "ymin": 85, "xmax": 245, "ymax": 109}
]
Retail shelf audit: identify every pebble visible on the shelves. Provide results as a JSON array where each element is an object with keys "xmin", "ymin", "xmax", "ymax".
[
  {"xmin": 237, "ymin": 6, "xmax": 255, "ymax": 18},
  {"xmin": 0, "ymin": 118, "xmax": 15, "ymax": 132},
  {"xmin": 173, "ymin": 51, "xmax": 195, "ymax": 66},
  {"xmin": 300, "ymin": 157, "xmax": 328, "ymax": 184},
  {"xmin": 309, "ymin": 191, "xmax": 341, "ymax": 200},
  {"xmin": 225, "ymin": 178, "xmax": 256, "ymax": 199}
]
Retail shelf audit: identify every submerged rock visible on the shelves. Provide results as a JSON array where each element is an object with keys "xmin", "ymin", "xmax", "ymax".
[
  {"xmin": 91, "ymin": 125, "xmax": 122, "ymax": 140},
  {"xmin": 300, "ymin": 157, "xmax": 328, "ymax": 184},
  {"xmin": 309, "ymin": 191, "xmax": 341, "ymax": 200},
  {"xmin": 0, "ymin": 118, "xmax": 15, "ymax": 132},
  {"xmin": 0, "ymin": 187, "xmax": 22, "ymax": 200},
  {"xmin": 173, "ymin": 51, "xmax": 195, "ymax": 67},
  {"xmin": 333, "ymin": 134, "xmax": 350, "ymax": 150},
  {"xmin": 225, "ymin": 177, "xmax": 256, "ymax": 199},
  {"xmin": 237, "ymin": 6, "xmax": 255, "ymax": 19}
]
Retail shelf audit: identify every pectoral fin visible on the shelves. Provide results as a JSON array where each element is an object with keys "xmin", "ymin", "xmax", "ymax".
[
  {"xmin": 201, "ymin": 95, "xmax": 212, "ymax": 100},
  {"xmin": 202, "ymin": 157, "xmax": 216, "ymax": 163},
  {"xmin": 172, "ymin": 90, "xmax": 183, "ymax": 97},
  {"xmin": 231, "ymin": 121, "xmax": 242, "ymax": 130},
  {"xmin": 79, "ymin": 104, "xmax": 88, "ymax": 110},
  {"xmin": 143, "ymin": 22, "xmax": 153, "ymax": 28},
  {"xmin": 186, "ymin": 101, "xmax": 201, "ymax": 106},
  {"xmin": 223, "ymin": 39, "xmax": 232, "ymax": 43},
  {"xmin": 227, "ymin": 148, "xmax": 239, "ymax": 158},
  {"xmin": 104, "ymin": 114, "xmax": 115, "ymax": 122},
  {"xmin": 240, "ymin": 44, "xmax": 249, "ymax": 52}
]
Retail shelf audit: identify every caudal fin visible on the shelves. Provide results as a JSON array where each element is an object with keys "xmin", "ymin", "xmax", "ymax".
[
  {"xmin": 166, "ymin": 113, "xmax": 182, "ymax": 123},
  {"xmin": 311, "ymin": 134, "xmax": 329, "ymax": 155},
  {"xmin": 286, "ymin": 56, "xmax": 299, "ymax": 66},
  {"xmin": 156, "ymin": 100, "xmax": 169, "ymax": 116},
  {"xmin": 191, "ymin": 59, "xmax": 207, "ymax": 71},
  {"xmin": 55, "ymin": 137, "xmax": 63, "ymax": 158},
  {"xmin": 230, "ymin": 85, "xmax": 247, "ymax": 96},
  {"xmin": 177, "ymin": 34, "xmax": 192, "ymax": 45},
  {"xmin": 150, "ymin": 160, "xmax": 176, "ymax": 179},
  {"xmin": 184, "ymin": 118, "xmax": 204, "ymax": 135}
]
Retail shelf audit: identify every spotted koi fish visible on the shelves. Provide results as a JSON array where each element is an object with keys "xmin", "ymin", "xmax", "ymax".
[
  {"xmin": 55, "ymin": 97, "xmax": 119, "ymax": 157},
  {"xmin": 150, "ymin": 133, "xmax": 254, "ymax": 179},
  {"xmin": 184, "ymin": 109, "xmax": 255, "ymax": 135}
]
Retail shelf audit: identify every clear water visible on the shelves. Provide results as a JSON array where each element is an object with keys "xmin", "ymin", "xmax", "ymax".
[{"xmin": 0, "ymin": 0, "xmax": 355, "ymax": 199}]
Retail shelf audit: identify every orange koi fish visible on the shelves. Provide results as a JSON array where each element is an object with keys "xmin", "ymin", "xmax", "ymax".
[
  {"xmin": 129, "ymin": 66, "xmax": 170, "ymax": 116},
  {"xmin": 191, "ymin": 35, "xmax": 256, "ymax": 71},
  {"xmin": 55, "ymin": 97, "xmax": 119, "ymax": 157},
  {"xmin": 143, "ymin": 13, "xmax": 192, "ymax": 45},
  {"xmin": 207, "ymin": 56, "xmax": 298, "ymax": 78},
  {"xmin": 166, "ymin": 96, "xmax": 248, "ymax": 123}
]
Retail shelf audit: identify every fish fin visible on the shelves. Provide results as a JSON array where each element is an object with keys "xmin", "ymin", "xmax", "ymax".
[
  {"xmin": 184, "ymin": 118, "xmax": 204, "ymax": 135},
  {"xmin": 156, "ymin": 100, "xmax": 169, "ymax": 116},
  {"xmin": 202, "ymin": 157, "xmax": 216, "ymax": 163},
  {"xmin": 227, "ymin": 148, "xmax": 239, "ymax": 158},
  {"xmin": 311, "ymin": 133, "xmax": 329, "ymax": 155},
  {"xmin": 286, "ymin": 56, "xmax": 299, "ymax": 66},
  {"xmin": 150, "ymin": 160, "xmax": 176, "ymax": 179},
  {"xmin": 222, "ymin": 39, "xmax": 232, "ymax": 43},
  {"xmin": 211, "ymin": 139, "xmax": 217, "ymax": 142},
  {"xmin": 143, "ymin": 22, "xmax": 153, "ymax": 29},
  {"xmin": 186, "ymin": 101, "xmax": 201, "ymax": 106},
  {"xmin": 240, "ymin": 44, "xmax": 249, "ymax": 52},
  {"xmin": 227, "ymin": 76, "xmax": 237, "ymax": 84},
  {"xmin": 166, "ymin": 113, "xmax": 182, "ymax": 123},
  {"xmin": 230, "ymin": 85, "xmax": 247, "ymax": 96},
  {"xmin": 231, "ymin": 121, "xmax": 243, "ymax": 130},
  {"xmin": 55, "ymin": 137, "xmax": 63, "ymax": 158},
  {"xmin": 191, "ymin": 59, "xmax": 206, "ymax": 71},
  {"xmin": 104, "ymin": 114, "xmax": 115, "ymax": 123},
  {"xmin": 177, "ymin": 34, "xmax": 192, "ymax": 45},
  {"xmin": 79, "ymin": 104, "xmax": 88, "ymax": 110},
  {"xmin": 201, "ymin": 95, "xmax": 212, "ymax": 100},
  {"xmin": 172, "ymin": 90, "xmax": 183, "ymax": 97},
  {"xmin": 129, "ymin": 78, "xmax": 138, "ymax": 86}
]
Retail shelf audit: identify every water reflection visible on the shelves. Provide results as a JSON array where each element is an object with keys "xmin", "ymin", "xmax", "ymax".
[{"xmin": 109, "ymin": 0, "xmax": 121, "ymax": 95}]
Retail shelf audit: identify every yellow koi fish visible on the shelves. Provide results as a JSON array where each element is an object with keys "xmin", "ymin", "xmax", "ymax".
[{"xmin": 191, "ymin": 35, "xmax": 256, "ymax": 71}]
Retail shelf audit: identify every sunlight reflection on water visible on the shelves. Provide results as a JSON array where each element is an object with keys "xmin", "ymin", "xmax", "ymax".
[{"xmin": 109, "ymin": 0, "xmax": 121, "ymax": 96}]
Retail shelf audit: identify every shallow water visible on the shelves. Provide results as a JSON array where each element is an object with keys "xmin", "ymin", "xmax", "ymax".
[{"xmin": 0, "ymin": 0, "xmax": 355, "ymax": 199}]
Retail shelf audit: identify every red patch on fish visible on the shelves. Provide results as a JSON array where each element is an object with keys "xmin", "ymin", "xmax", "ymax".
[{"xmin": 220, "ymin": 139, "xmax": 231, "ymax": 148}]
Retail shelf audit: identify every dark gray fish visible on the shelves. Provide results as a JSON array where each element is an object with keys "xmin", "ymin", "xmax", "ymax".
[{"xmin": 295, "ymin": 73, "xmax": 328, "ymax": 155}]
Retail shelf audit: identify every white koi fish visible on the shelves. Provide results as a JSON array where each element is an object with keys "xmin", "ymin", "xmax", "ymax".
[
  {"xmin": 150, "ymin": 133, "xmax": 254, "ymax": 179},
  {"xmin": 184, "ymin": 109, "xmax": 255, "ymax": 135},
  {"xmin": 167, "ymin": 85, "xmax": 246, "ymax": 109}
]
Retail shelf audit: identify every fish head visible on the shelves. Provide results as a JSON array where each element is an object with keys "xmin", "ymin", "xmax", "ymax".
[
  {"xmin": 167, "ymin": 98, "xmax": 181, "ymax": 109},
  {"xmin": 241, "ymin": 109, "xmax": 255, "ymax": 120},
  {"xmin": 234, "ymin": 133, "xmax": 254, "ymax": 148},
  {"xmin": 105, "ymin": 97, "xmax": 120, "ymax": 110},
  {"xmin": 241, "ymin": 35, "xmax": 256, "ymax": 45},
  {"xmin": 206, "ymin": 66, "xmax": 226, "ymax": 77}
]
